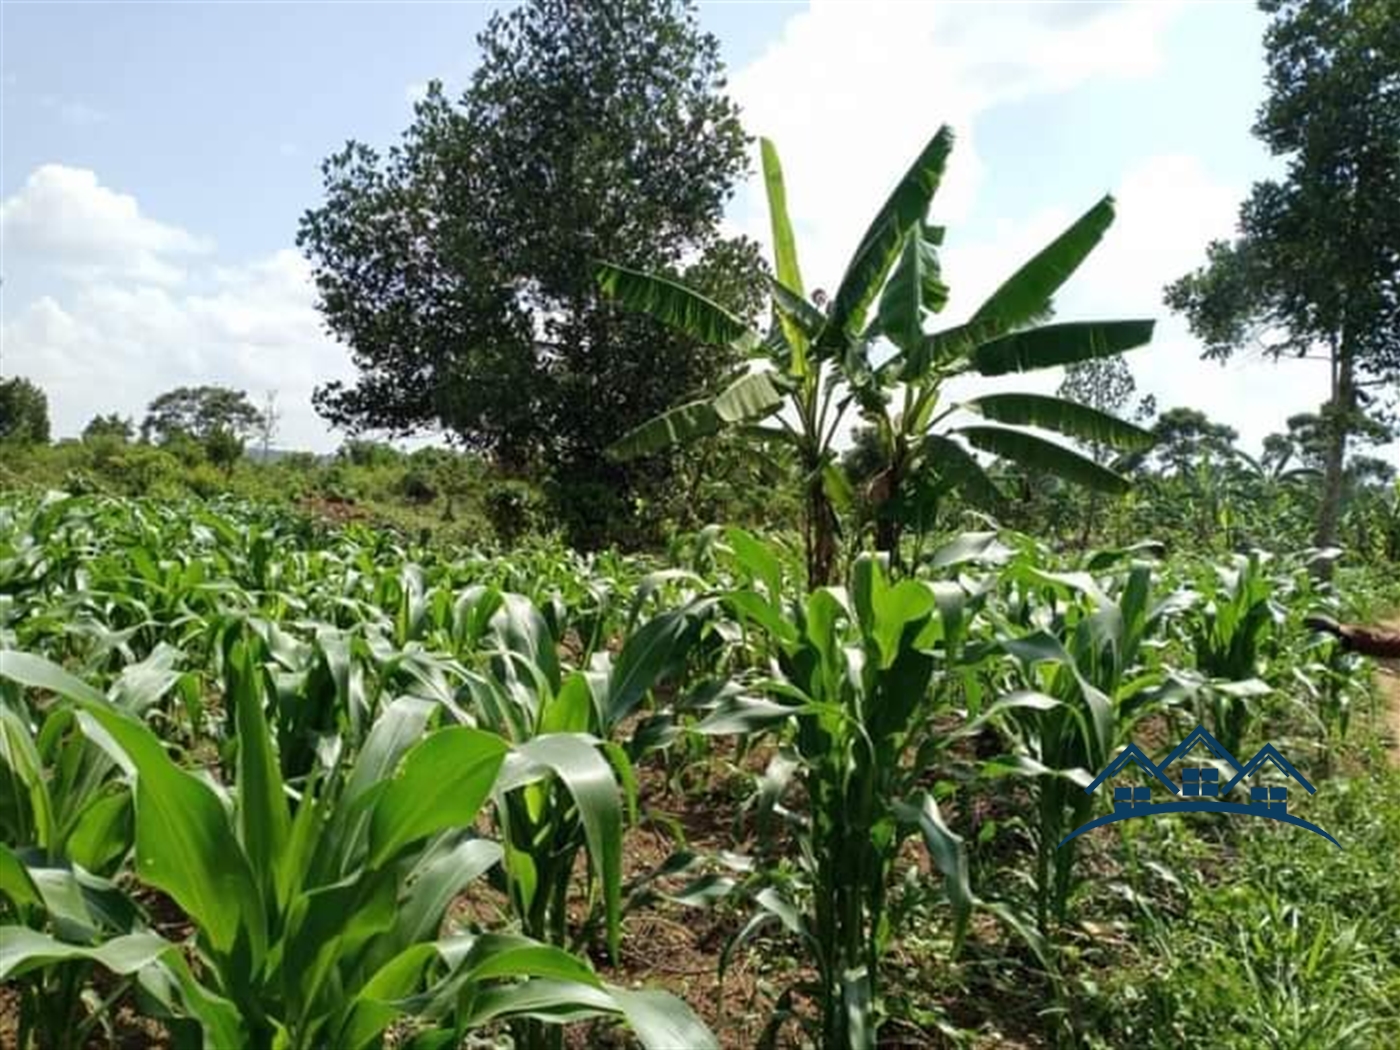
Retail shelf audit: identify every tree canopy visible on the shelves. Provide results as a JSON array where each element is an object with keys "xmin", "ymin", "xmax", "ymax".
[
  {"xmin": 0, "ymin": 377, "xmax": 51, "ymax": 445},
  {"xmin": 298, "ymin": 0, "xmax": 761, "ymax": 546},
  {"xmin": 83, "ymin": 414, "xmax": 135, "ymax": 443},
  {"xmin": 1165, "ymin": 0, "xmax": 1399, "ymax": 549},
  {"xmin": 141, "ymin": 386, "xmax": 264, "ymax": 445}
]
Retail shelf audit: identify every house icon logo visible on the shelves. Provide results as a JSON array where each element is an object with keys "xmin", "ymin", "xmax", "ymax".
[{"xmin": 1058, "ymin": 724, "xmax": 1340, "ymax": 849}]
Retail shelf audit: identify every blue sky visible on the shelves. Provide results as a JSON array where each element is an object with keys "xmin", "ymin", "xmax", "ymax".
[{"xmin": 2, "ymin": 0, "xmax": 1390, "ymax": 463}]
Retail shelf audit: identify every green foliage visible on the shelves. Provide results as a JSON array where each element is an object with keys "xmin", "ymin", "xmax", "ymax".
[
  {"xmin": 299, "ymin": 0, "xmax": 760, "ymax": 548},
  {"xmin": 695, "ymin": 535, "xmax": 979, "ymax": 1048},
  {"xmin": 0, "ymin": 377, "xmax": 51, "ymax": 445},
  {"xmin": 0, "ymin": 460, "xmax": 1394, "ymax": 1048},
  {"xmin": 602, "ymin": 130, "xmax": 1155, "ymax": 584},
  {"xmin": 1164, "ymin": 0, "xmax": 1400, "ymax": 549},
  {"xmin": 81, "ymin": 414, "xmax": 134, "ymax": 444},
  {"xmin": 141, "ymin": 385, "xmax": 264, "ymax": 446}
]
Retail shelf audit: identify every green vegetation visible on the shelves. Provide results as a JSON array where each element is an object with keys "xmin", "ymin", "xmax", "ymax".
[
  {"xmin": 2, "ymin": 1, "xmax": 1397, "ymax": 1047},
  {"xmin": 1, "ymin": 494, "xmax": 1395, "ymax": 1049}
]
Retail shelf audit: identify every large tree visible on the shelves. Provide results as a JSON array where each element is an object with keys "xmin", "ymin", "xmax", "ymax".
[
  {"xmin": 1165, "ymin": 0, "xmax": 1400, "ymax": 553},
  {"xmin": 298, "ymin": 0, "xmax": 759, "ymax": 546},
  {"xmin": 140, "ymin": 386, "xmax": 264, "ymax": 445},
  {"xmin": 0, "ymin": 377, "xmax": 50, "ymax": 444}
]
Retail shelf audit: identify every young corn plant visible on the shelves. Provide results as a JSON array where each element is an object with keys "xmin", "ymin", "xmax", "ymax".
[
  {"xmin": 0, "ymin": 643, "xmax": 714, "ymax": 1050},
  {"xmin": 0, "ymin": 643, "xmax": 199, "ymax": 1049},
  {"xmin": 698, "ymin": 544, "xmax": 976, "ymax": 1049},
  {"xmin": 989, "ymin": 558, "xmax": 1184, "ymax": 982},
  {"xmin": 450, "ymin": 586, "xmax": 716, "ymax": 967},
  {"xmin": 1184, "ymin": 551, "xmax": 1284, "ymax": 755}
]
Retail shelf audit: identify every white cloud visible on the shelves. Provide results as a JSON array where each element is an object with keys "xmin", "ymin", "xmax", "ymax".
[
  {"xmin": 1, "ymin": 169, "xmax": 356, "ymax": 451},
  {"xmin": 405, "ymin": 81, "xmax": 430, "ymax": 105},
  {"xmin": 1, "ymin": 165, "xmax": 212, "ymax": 285},
  {"xmin": 728, "ymin": 0, "xmax": 1182, "ymax": 294}
]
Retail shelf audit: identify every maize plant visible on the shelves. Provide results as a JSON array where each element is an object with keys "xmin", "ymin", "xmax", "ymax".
[
  {"xmin": 0, "ymin": 631, "xmax": 715, "ymax": 1050},
  {"xmin": 696, "ymin": 536, "xmax": 978, "ymax": 1049}
]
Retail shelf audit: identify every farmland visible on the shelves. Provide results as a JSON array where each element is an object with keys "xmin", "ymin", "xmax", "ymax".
[
  {"xmin": 2, "ymin": 491, "xmax": 1397, "ymax": 1048},
  {"xmin": 4, "ymin": 1, "xmax": 1400, "ymax": 1047}
]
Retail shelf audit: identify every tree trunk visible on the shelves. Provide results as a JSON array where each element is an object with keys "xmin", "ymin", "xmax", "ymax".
[
  {"xmin": 806, "ymin": 481, "xmax": 838, "ymax": 590},
  {"xmin": 1314, "ymin": 340, "xmax": 1355, "ymax": 556}
]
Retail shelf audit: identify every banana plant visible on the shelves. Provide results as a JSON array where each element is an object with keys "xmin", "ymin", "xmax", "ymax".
[
  {"xmin": 0, "ymin": 644, "xmax": 715, "ymax": 1050},
  {"xmin": 850, "ymin": 194, "xmax": 1157, "ymax": 565},
  {"xmin": 598, "ymin": 126, "xmax": 1155, "ymax": 584},
  {"xmin": 598, "ymin": 130, "xmax": 960, "ymax": 588}
]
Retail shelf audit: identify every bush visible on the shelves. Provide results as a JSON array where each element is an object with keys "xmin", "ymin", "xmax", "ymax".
[
  {"xmin": 398, "ymin": 469, "xmax": 439, "ymax": 505},
  {"xmin": 186, "ymin": 463, "xmax": 227, "ymax": 499},
  {"xmin": 105, "ymin": 446, "xmax": 184, "ymax": 496},
  {"xmin": 484, "ymin": 479, "xmax": 546, "ymax": 547}
]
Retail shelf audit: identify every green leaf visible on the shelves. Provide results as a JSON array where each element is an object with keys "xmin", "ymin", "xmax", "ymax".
[
  {"xmin": 0, "ymin": 705, "xmax": 54, "ymax": 851},
  {"xmin": 713, "ymin": 370, "xmax": 784, "ymax": 425},
  {"xmin": 963, "ymin": 393, "xmax": 1155, "ymax": 452},
  {"xmin": 875, "ymin": 223, "xmax": 947, "ymax": 352},
  {"xmin": 393, "ymin": 837, "xmax": 503, "ymax": 948},
  {"xmin": 490, "ymin": 593, "xmax": 560, "ymax": 694},
  {"xmin": 926, "ymin": 531, "xmax": 1006, "ymax": 570},
  {"xmin": 919, "ymin": 436, "xmax": 1005, "ymax": 511},
  {"xmin": 970, "ymin": 195, "xmax": 1116, "ymax": 331},
  {"xmin": 822, "ymin": 460, "xmax": 856, "ymax": 513},
  {"xmin": 0, "ymin": 845, "xmax": 42, "ymax": 911},
  {"xmin": 606, "ymin": 400, "xmax": 721, "ymax": 461},
  {"xmin": 0, "ymin": 927, "xmax": 172, "ymax": 981},
  {"xmin": 906, "ymin": 318, "xmax": 1005, "ymax": 377},
  {"xmin": 596, "ymin": 261, "xmax": 760, "ymax": 352},
  {"xmin": 872, "ymin": 580, "xmax": 936, "ymax": 669},
  {"xmin": 761, "ymin": 138, "xmax": 810, "ymax": 370},
  {"xmin": 695, "ymin": 694, "xmax": 800, "ymax": 735},
  {"xmin": 769, "ymin": 279, "xmax": 826, "ymax": 342},
  {"xmin": 70, "ymin": 701, "xmax": 266, "ymax": 963},
  {"xmin": 512, "ymin": 734, "xmax": 624, "ymax": 961},
  {"xmin": 605, "ymin": 610, "xmax": 696, "ymax": 729},
  {"xmin": 970, "ymin": 320, "xmax": 1154, "ymax": 376},
  {"xmin": 823, "ymin": 126, "xmax": 955, "ymax": 347},
  {"xmin": 897, "ymin": 793, "xmax": 972, "ymax": 950},
  {"xmin": 607, "ymin": 986, "xmax": 720, "ymax": 1050},
  {"xmin": 956, "ymin": 426, "xmax": 1132, "ymax": 493},
  {"xmin": 368, "ymin": 727, "xmax": 508, "ymax": 867},
  {"xmin": 66, "ymin": 791, "xmax": 133, "ymax": 874},
  {"xmin": 335, "ymin": 943, "xmax": 438, "ymax": 1050},
  {"xmin": 227, "ymin": 637, "xmax": 289, "ymax": 916},
  {"xmin": 109, "ymin": 643, "xmax": 186, "ymax": 715},
  {"xmin": 0, "ymin": 650, "xmax": 106, "ymax": 706},
  {"xmin": 606, "ymin": 372, "xmax": 783, "ymax": 461}
]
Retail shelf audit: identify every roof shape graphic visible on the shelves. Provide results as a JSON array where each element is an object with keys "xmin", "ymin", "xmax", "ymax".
[
  {"xmin": 1085, "ymin": 742, "xmax": 1180, "ymax": 796},
  {"xmin": 1221, "ymin": 742, "xmax": 1317, "ymax": 797},
  {"xmin": 1156, "ymin": 724, "xmax": 1241, "ymax": 775}
]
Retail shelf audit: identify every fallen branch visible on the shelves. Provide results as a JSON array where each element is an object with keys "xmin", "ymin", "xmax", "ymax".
[{"xmin": 1305, "ymin": 616, "xmax": 1400, "ymax": 659}]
